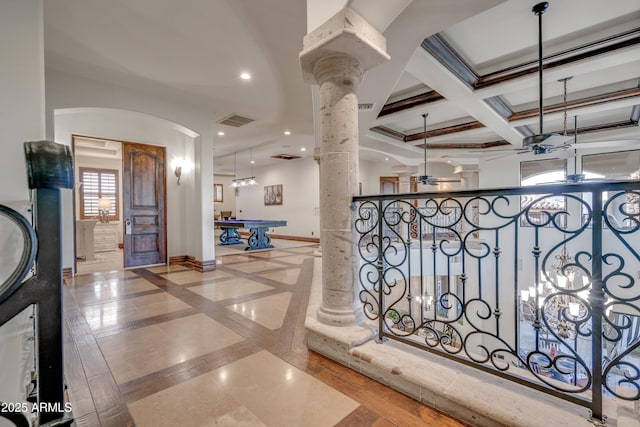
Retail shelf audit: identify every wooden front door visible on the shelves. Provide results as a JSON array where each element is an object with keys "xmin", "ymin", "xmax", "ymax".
[{"xmin": 122, "ymin": 143, "xmax": 167, "ymax": 268}]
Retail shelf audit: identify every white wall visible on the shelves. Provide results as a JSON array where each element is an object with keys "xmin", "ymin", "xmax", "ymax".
[
  {"xmin": 55, "ymin": 110, "xmax": 199, "ymax": 263},
  {"xmin": 360, "ymin": 158, "xmax": 464, "ymax": 195},
  {"xmin": 0, "ymin": 0, "xmax": 45, "ymax": 202},
  {"xmin": 359, "ymin": 158, "xmax": 397, "ymax": 195},
  {"xmin": 236, "ymin": 157, "xmax": 320, "ymax": 238},
  {"xmin": 46, "ymin": 65, "xmax": 218, "ymax": 265},
  {"xmin": 213, "ymin": 174, "xmax": 237, "ymax": 217}
]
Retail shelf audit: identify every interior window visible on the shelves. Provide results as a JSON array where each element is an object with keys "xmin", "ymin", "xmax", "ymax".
[
  {"xmin": 520, "ymin": 159, "xmax": 567, "ymax": 227},
  {"xmin": 582, "ymin": 150, "xmax": 640, "ymax": 228},
  {"xmin": 79, "ymin": 167, "xmax": 119, "ymax": 220}
]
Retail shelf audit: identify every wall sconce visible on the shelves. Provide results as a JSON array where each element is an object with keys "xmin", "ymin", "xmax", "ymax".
[
  {"xmin": 174, "ymin": 165, "xmax": 182, "ymax": 185},
  {"xmin": 171, "ymin": 157, "xmax": 190, "ymax": 186},
  {"xmin": 97, "ymin": 197, "xmax": 112, "ymax": 223}
]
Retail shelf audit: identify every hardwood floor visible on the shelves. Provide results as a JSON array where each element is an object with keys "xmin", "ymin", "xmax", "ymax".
[{"xmin": 63, "ymin": 244, "xmax": 468, "ymax": 426}]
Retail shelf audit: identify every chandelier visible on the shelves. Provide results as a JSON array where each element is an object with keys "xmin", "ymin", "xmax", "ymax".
[
  {"xmin": 230, "ymin": 149, "xmax": 258, "ymax": 187},
  {"xmin": 520, "ymin": 240, "xmax": 592, "ymax": 339}
]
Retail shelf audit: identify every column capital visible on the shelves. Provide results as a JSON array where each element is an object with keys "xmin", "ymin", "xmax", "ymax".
[
  {"xmin": 392, "ymin": 165, "xmax": 419, "ymax": 177},
  {"xmin": 300, "ymin": 7, "xmax": 389, "ymax": 85}
]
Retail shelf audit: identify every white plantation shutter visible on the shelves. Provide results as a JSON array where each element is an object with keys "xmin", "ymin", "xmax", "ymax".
[{"xmin": 80, "ymin": 168, "xmax": 119, "ymax": 220}]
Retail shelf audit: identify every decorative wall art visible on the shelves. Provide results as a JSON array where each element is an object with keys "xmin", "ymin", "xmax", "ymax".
[{"xmin": 264, "ymin": 184, "xmax": 283, "ymax": 206}]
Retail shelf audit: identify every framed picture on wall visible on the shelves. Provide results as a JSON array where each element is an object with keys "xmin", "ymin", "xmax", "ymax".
[
  {"xmin": 264, "ymin": 184, "xmax": 283, "ymax": 205},
  {"xmin": 214, "ymin": 183, "xmax": 223, "ymax": 202}
]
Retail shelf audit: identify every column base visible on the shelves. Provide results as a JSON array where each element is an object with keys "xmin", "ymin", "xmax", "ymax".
[{"xmin": 317, "ymin": 304, "xmax": 363, "ymax": 327}]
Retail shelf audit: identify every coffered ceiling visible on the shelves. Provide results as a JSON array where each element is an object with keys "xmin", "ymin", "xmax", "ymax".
[
  {"xmin": 367, "ymin": 0, "xmax": 640, "ymax": 165},
  {"xmin": 43, "ymin": 1, "xmax": 640, "ymax": 173}
]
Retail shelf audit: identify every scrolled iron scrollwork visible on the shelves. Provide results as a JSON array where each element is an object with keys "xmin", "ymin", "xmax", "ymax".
[{"xmin": 354, "ymin": 181, "xmax": 640, "ymax": 416}]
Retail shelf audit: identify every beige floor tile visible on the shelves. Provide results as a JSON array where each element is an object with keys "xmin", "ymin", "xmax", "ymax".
[
  {"xmin": 128, "ymin": 369, "xmax": 242, "ymax": 427},
  {"xmin": 81, "ymin": 293, "xmax": 190, "ymax": 330},
  {"xmin": 69, "ymin": 277, "xmax": 158, "ymax": 305},
  {"xmin": 282, "ymin": 246, "xmax": 317, "ymax": 254},
  {"xmin": 98, "ymin": 314, "xmax": 244, "ymax": 384},
  {"xmin": 70, "ymin": 269, "xmax": 138, "ymax": 286},
  {"xmin": 225, "ymin": 260, "xmax": 283, "ymax": 274},
  {"xmin": 215, "ymin": 254, "xmax": 253, "ymax": 264},
  {"xmin": 211, "ymin": 351, "xmax": 307, "ymax": 394},
  {"xmin": 163, "ymin": 268, "xmax": 233, "ymax": 285},
  {"xmin": 227, "ymin": 292, "xmax": 291, "ymax": 330},
  {"xmin": 258, "ymin": 268, "xmax": 300, "ymax": 285},
  {"xmin": 246, "ymin": 250, "xmax": 291, "ymax": 259},
  {"xmin": 146, "ymin": 264, "xmax": 190, "ymax": 274},
  {"xmin": 211, "ymin": 351, "xmax": 357, "ymax": 427},
  {"xmin": 212, "ymin": 406, "xmax": 266, "ymax": 427},
  {"xmin": 76, "ymin": 249, "xmax": 123, "ymax": 276},
  {"xmin": 189, "ymin": 278, "xmax": 273, "ymax": 302},
  {"xmin": 241, "ymin": 375, "xmax": 358, "ymax": 427},
  {"xmin": 275, "ymin": 254, "xmax": 310, "ymax": 265}
]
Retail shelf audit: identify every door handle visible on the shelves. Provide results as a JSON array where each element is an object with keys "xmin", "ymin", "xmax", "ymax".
[{"xmin": 125, "ymin": 219, "xmax": 132, "ymax": 235}]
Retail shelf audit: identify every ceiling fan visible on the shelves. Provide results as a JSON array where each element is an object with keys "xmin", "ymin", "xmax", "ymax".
[
  {"xmin": 523, "ymin": 2, "xmax": 572, "ymax": 152},
  {"xmin": 417, "ymin": 113, "xmax": 461, "ymax": 186},
  {"xmin": 478, "ymin": 2, "xmax": 571, "ymax": 161},
  {"xmin": 482, "ymin": 2, "xmax": 639, "ymax": 162}
]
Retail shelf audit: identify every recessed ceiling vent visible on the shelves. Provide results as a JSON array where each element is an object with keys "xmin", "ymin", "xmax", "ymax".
[
  {"xmin": 358, "ymin": 103, "xmax": 375, "ymax": 112},
  {"xmin": 271, "ymin": 154, "xmax": 301, "ymax": 160},
  {"xmin": 217, "ymin": 114, "xmax": 254, "ymax": 127}
]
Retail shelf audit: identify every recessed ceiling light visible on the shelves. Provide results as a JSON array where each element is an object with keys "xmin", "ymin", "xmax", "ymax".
[
  {"xmin": 217, "ymin": 131, "xmax": 224, "ymax": 136},
  {"xmin": 385, "ymin": 157, "xmax": 389, "ymax": 161},
  {"xmin": 284, "ymin": 131, "xmax": 291, "ymax": 135},
  {"xmin": 240, "ymin": 72, "xmax": 251, "ymax": 80},
  {"xmin": 300, "ymin": 147, "xmax": 306, "ymax": 152},
  {"xmin": 250, "ymin": 160, "xmax": 255, "ymax": 164}
]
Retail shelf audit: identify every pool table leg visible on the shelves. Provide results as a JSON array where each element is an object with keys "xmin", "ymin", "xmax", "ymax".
[
  {"xmin": 219, "ymin": 227, "xmax": 243, "ymax": 245},
  {"xmin": 246, "ymin": 227, "xmax": 274, "ymax": 250}
]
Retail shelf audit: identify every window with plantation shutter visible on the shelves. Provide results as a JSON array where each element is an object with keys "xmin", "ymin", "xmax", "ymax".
[{"xmin": 79, "ymin": 167, "xmax": 119, "ymax": 220}]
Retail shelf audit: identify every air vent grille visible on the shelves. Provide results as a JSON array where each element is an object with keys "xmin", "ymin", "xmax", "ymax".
[
  {"xmin": 358, "ymin": 103, "xmax": 375, "ymax": 112},
  {"xmin": 217, "ymin": 114, "xmax": 254, "ymax": 127},
  {"xmin": 271, "ymin": 154, "xmax": 301, "ymax": 160}
]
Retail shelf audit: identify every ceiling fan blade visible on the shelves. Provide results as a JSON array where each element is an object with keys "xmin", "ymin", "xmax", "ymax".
[
  {"xmin": 569, "ymin": 139, "xmax": 640, "ymax": 150},
  {"xmin": 434, "ymin": 178, "xmax": 462, "ymax": 183}
]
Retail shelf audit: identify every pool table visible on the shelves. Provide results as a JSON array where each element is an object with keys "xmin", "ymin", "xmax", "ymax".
[{"xmin": 215, "ymin": 219, "xmax": 287, "ymax": 251}]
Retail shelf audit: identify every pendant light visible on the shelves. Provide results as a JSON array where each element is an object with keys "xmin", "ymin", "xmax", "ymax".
[{"xmin": 230, "ymin": 148, "xmax": 258, "ymax": 187}]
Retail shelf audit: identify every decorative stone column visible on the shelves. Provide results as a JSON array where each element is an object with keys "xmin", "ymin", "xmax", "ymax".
[
  {"xmin": 300, "ymin": 8, "xmax": 389, "ymax": 326},
  {"xmin": 454, "ymin": 164, "xmax": 479, "ymax": 190},
  {"xmin": 313, "ymin": 147, "xmax": 322, "ymax": 257}
]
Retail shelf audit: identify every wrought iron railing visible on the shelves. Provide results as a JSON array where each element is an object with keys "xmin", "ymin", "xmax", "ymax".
[
  {"xmin": 0, "ymin": 141, "xmax": 74, "ymax": 426},
  {"xmin": 353, "ymin": 181, "xmax": 640, "ymax": 423}
]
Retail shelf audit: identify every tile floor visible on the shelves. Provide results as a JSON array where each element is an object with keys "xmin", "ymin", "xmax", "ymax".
[{"xmin": 63, "ymin": 241, "xmax": 468, "ymax": 426}]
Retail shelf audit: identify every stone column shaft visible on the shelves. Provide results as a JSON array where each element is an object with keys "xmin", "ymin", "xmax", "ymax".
[{"xmin": 315, "ymin": 55, "xmax": 363, "ymax": 325}]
